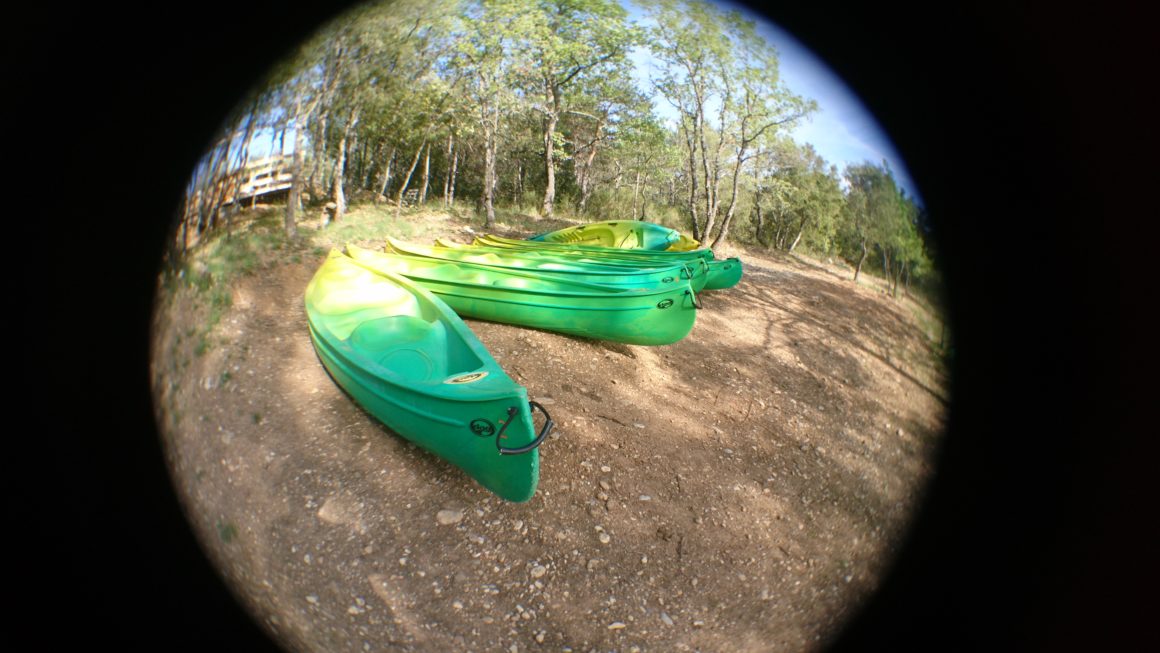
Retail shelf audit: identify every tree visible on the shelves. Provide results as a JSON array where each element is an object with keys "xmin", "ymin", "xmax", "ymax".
[
  {"xmin": 505, "ymin": 0, "xmax": 639, "ymax": 218},
  {"xmin": 839, "ymin": 161, "xmax": 907, "ymax": 284},
  {"xmin": 644, "ymin": 0, "xmax": 812, "ymax": 246}
]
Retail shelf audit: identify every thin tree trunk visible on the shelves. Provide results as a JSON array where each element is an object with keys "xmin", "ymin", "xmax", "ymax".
[
  {"xmin": 541, "ymin": 80, "xmax": 560, "ymax": 218},
  {"xmin": 854, "ymin": 239, "xmax": 868, "ymax": 282},
  {"xmin": 788, "ymin": 225, "xmax": 805, "ymax": 252},
  {"xmin": 286, "ymin": 118, "xmax": 305, "ymax": 238},
  {"xmin": 308, "ymin": 109, "xmax": 329, "ymax": 196},
  {"xmin": 631, "ymin": 171, "xmax": 642, "ymax": 220},
  {"xmin": 377, "ymin": 146, "xmax": 397, "ymax": 200},
  {"xmin": 442, "ymin": 132, "xmax": 454, "ymax": 207},
  {"xmin": 330, "ymin": 104, "xmax": 360, "ymax": 224},
  {"xmin": 394, "ymin": 141, "xmax": 425, "ymax": 217},
  {"xmin": 483, "ymin": 107, "xmax": 498, "ymax": 228},
  {"xmin": 419, "ymin": 142, "xmax": 431, "ymax": 205},
  {"xmin": 448, "ymin": 149, "xmax": 459, "ymax": 208}
]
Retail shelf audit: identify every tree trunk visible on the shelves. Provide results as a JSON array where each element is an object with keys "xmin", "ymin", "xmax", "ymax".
[
  {"xmin": 286, "ymin": 118, "xmax": 305, "ymax": 238},
  {"xmin": 854, "ymin": 238, "xmax": 868, "ymax": 282},
  {"xmin": 330, "ymin": 104, "xmax": 360, "ymax": 224},
  {"xmin": 447, "ymin": 148, "xmax": 459, "ymax": 208},
  {"xmin": 394, "ymin": 141, "xmax": 425, "ymax": 217},
  {"xmin": 680, "ymin": 116, "xmax": 701, "ymax": 240},
  {"xmin": 442, "ymin": 132, "xmax": 454, "ymax": 207},
  {"xmin": 753, "ymin": 204, "xmax": 766, "ymax": 247},
  {"xmin": 540, "ymin": 80, "xmax": 560, "ymax": 218},
  {"xmin": 308, "ymin": 108, "xmax": 329, "ymax": 196},
  {"xmin": 788, "ymin": 226, "xmax": 804, "ymax": 253},
  {"xmin": 377, "ymin": 146, "xmax": 396, "ymax": 200},
  {"xmin": 419, "ymin": 142, "xmax": 431, "ymax": 205},
  {"xmin": 365, "ymin": 141, "xmax": 385, "ymax": 190},
  {"xmin": 484, "ymin": 135, "xmax": 497, "ymax": 228},
  {"xmin": 631, "ymin": 171, "xmax": 642, "ymax": 220}
]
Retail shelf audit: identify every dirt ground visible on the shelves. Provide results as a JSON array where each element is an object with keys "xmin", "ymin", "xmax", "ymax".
[{"xmin": 151, "ymin": 211, "xmax": 948, "ymax": 653}]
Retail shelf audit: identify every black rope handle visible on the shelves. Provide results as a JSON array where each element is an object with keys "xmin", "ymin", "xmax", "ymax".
[
  {"xmin": 497, "ymin": 400, "xmax": 555, "ymax": 455},
  {"xmin": 685, "ymin": 287, "xmax": 702, "ymax": 309}
]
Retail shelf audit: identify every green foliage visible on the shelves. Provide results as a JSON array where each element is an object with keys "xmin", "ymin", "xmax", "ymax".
[{"xmin": 174, "ymin": 0, "xmax": 942, "ymax": 305}]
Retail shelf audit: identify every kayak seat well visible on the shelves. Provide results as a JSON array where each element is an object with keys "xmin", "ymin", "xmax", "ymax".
[{"xmin": 348, "ymin": 316, "xmax": 451, "ymax": 382}]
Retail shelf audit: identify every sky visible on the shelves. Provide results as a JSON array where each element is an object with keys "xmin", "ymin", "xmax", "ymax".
[{"xmin": 243, "ymin": 0, "xmax": 922, "ymax": 204}]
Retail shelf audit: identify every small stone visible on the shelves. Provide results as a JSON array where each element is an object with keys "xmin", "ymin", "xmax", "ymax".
[
  {"xmin": 711, "ymin": 425, "xmax": 724, "ymax": 435},
  {"xmin": 600, "ymin": 465, "xmax": 611, "ymax": 473},
  {"xmin": 436, "ymin": 509, "xmax": 465, "ymax": 525},
  {"xmin": 587, "ymin": 559, "xmax": 600, "ymax": 572},
  {"xmin": 599, "ymin": 480, "xmax": 610, "ymax": 491},
  {"xmin": 535, "ymin": 631, "xmax": 545, "ymax": 643},
  {"xmin": 452, "ymin": 600, "xmax": 464, "ymax": 610},
  {"xmin": 513, "ymin": 520, "xmax": 524, "ymax": 531},
  {"xmin": 607, "ymin": 621, "xmax": 627, "ymax": 630},
  {"xmin": 633, "ymin": 422, "xmax": 646, "ymax": 429},
  {"xmin": 692, "ymin": 620, "xmax": 705, "ymax": 628},
  {"xmin": 660, "ymin": 612, "xmax": 674, "ymax": 626},
  {"xmin": 639, "ymin": 495, "xmax": 651, "ymax": 501},
  {"xmin": 306, "ymin": 595, "xmax": 319, "ymax": 604},
  {"xmin": 530, "ymin": 565, "xmax": 547, "ymax": 579},
  {"xmin": 598, "ymin": 532, "xmax": 611, "ymax": 544},
  {"xmin": 535, "ymin": 396, "xmax": 556, "ymax": 405},
  {"xmin": 897, "ymin": 428, "xmax": 904, "ymax": 436}
]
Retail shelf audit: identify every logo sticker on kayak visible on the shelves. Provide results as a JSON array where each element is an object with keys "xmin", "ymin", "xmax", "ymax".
[
  {"xmin": 662, "ymin": 276, "xmax": 674, "ymax": 283},
  {"xmin": 470, "ymin": 419, "xmax": 496, "ymax": 437},
  {"xmin": 445, "ymin": 371, "xmax": 489, "ymax": 384},
  {"xmin": 657, "ymin": 299, "xmax": 674, "ymax": 309}
]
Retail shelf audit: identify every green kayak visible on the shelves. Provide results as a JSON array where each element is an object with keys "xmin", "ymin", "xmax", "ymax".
[
  {"xmin": 346, "ymin": 244, "xmax": 699, "ymax": 346},
  {"xmin": 476, "ymin": 233, "xmax": 715, "ymax": 263},
  {"xmin": 528, "ymin": 220, "xmax": 685, "ymax": 251},
  {"xmin": 705, "ymin": 257, "xmax": 744, "ymax": 290},
  {"xmin": 386, "ymin": 237, "xmax": 709, "ymax": 292},
  {"xmin": 305, "ymin": 249, "xmax": 554, "ymax": 502}
]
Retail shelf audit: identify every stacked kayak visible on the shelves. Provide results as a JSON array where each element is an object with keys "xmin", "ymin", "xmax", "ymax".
[
  {"xmin": 346, "ymin": 244, "xmax": 699, "ymax": 346},
  {"xmin": 471, "ymin": 233, "xmax": 742, "ymax": 291},
  {"xmin": 528, "ymin": 220, "xmax": 688, "ymax": 251},
  {"xmin": 304, "ymin": 249, "xmax": 554, "ymax": 502},
  {"xmin": 387, "ymin": 237, "xmax": 710, "ymax": 292},
  {"xmin": 304, "ymin": 220, "xmax": 735, "ymax": 501}
]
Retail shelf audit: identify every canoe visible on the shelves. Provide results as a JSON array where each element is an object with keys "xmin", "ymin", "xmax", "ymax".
[
  {"xmin": 475, "ymin": 233, "xmax": 714, "ymax": 263},
  {"xmin": 704, "ymin": 257, "xmax": 743, "ymax": 290},
  {"xmin": 528, "ymin": 220, "xmax": 686, "ymax": 251},
  {"xmin": 304, "ymin": 249, "xmax": 554, "ymax": 502},
  {"xmin": 666, "ymin": 233, "xmax": 702, "ymax": 252},
  {"xmin": 385, "ymin": 237, "xmax": 709, "ymax": 292},
  {"xmin": 345, "ymin": 244, "xmax": 699, "ymax": 346}
]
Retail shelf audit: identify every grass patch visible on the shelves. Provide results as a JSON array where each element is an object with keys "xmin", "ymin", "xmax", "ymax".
[{"xmin": 307, "ymin": 204, "xmax": 418, "ymax": 249}]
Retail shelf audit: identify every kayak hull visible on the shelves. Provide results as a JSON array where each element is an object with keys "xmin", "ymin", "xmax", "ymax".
[
  {"xmin": 705, "ymin": 257, "xmax": 743, "ymax": 290},
  {"xmin": 347, "ymin": 245, "xmax": 699, "ymax": 346},
  {"xmin": 476, "ymin": 233, "xmax": 714, "ymax": 263},
  {"xmin": 388, "ymin": 237, "xmax": 709, "ymax": 292},
  {"xmin": 305, "ymin": 249, "xmax": 546, "ymax": 502},
  {"xmin": 528, "ymin": 220, "xmax": 686, "ymax": 251}
]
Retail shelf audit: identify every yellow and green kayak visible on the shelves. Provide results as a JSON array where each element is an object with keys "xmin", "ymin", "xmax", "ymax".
[
  {"xmin": 528, "ymin": 220, "xmax": 689, "ymax": 251},
  {"xmin": 476, "ymin": 233, "xmax": 714, "ymax": 263},
  {"xmin": 386, "ymin": 237, "xmax": 709, "ymax": 292},
  {"xmin": 304, "ymin": 249, "xmax": 554, "ymax": 502},
  {"xmin": 345, "ymin": 244, "xmax": 699, "ymax": 346}
]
